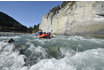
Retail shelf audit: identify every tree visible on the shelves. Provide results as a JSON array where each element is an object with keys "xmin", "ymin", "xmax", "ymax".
[
  {"xmin": 61, "ymin": 1, "xmax": 69, "ymax": 8},
  {"xmin": 33, "ymin": 24, "xmax": 40, "ymax": 33},
  {"xmin": 61, "ymin": 1, "xmax": 75, "ymax": 8},
  {"xmin": 50, "ymin": 5, "xmax": 60, "ymax": 13},
  {"xmin": 27, "ymin": 27, "xmax": 33, "ymax": 34},
  {"xmin": 0, "ymin": 11, "xmax": 28, "ymax": 32}
]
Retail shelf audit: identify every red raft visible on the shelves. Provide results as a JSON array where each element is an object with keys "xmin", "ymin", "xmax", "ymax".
[{"xmin": 38, "ymin": 34, "xmax": 50, "ymax": 38}]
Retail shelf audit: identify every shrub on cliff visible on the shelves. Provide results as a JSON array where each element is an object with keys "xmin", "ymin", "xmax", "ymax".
[
  {"xmin": 49, "ymin": 1, "xmax": 75, "ymax": 15},
  {"xmin": 61, "ymin": 1, "xmax": 75, "ymax": 8},
  {"xmin": 61, "ymin": 1, "xmax": 69, "ymax": 8},
  {"xmin": 49, "ymin": 5, "xmax": 60, "ymax": 13}
]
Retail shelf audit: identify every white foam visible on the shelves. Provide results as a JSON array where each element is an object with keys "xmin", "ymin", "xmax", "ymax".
[
  {"xmin": 28, "ymin": 43, "xmax": 47, "ymax": 58},
  {"xmin": 60, "ymin": 47, "xmax": 75, "ymax": 57},
  {"xmin": 28, "ymin": 48, "xmax": 104, "ymax": 70},
  {"xmin": 68, "ymin": 48, "xmax": 104, "ymax": 70},
  {"xmin": 20, "ymin": 66, "xmax": 28, "ymax": 70},
  {"xmin": 0, "ymin": 35, "xmax": 104, "ymax": 70},
  {"xmin": 68, "ymin": 36, "xmax": 104, "ymax": 44},
  {"xmin": 0, "ymin": 41, "xmax": 25, "ymax": 70},
  {"xmin": 0, "ymin": 36, "xmax": 20, "ymax": 39},
  {"xmin": 29, "ymin": 58, "xmax": 76, "ymax": 70}
]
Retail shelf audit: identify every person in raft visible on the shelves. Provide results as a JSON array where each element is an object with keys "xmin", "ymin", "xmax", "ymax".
[
  {"xmin": 39, "ymin": 30, "xmax": 43, "ymax": 35},
  {"xmin": 38, "ymin": 32, "xmax": 51, "ymax": 38},
  {"xmin": 47, "ymin": 32, "xmax": 55, "ymax": 38},
  {"xmin": 36, "ymin": 30, "xmax": 43, "ymax": 36}
]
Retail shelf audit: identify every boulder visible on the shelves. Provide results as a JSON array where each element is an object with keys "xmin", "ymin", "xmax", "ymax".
[{"xmin": 7, "ymin": 38, "xmax": 15, "ymax": 43}]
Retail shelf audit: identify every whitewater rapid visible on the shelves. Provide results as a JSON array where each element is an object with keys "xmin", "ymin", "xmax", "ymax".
[{"xmin": 0, "ymin": 35, "xmax": 104, "ymax": 70}]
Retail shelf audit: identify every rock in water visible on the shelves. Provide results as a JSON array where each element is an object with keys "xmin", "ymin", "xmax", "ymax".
[{"xmin": 8, "ymin": 38, "xmax": 15, "ymax": 43}]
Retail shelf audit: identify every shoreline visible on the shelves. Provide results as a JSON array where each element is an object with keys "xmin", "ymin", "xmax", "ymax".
[
  {"xmin": 0, "ymin": 32, "xmax": 104, "ymax": 39},
  {"xmin": 0, "ymin": 32, "xmax": 27, "ymax": 36}
]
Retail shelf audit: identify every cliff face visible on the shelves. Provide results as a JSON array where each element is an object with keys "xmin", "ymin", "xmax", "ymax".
[{"xmin": 39, "ymin": 1, "xmax": 104, "ymax": 35}]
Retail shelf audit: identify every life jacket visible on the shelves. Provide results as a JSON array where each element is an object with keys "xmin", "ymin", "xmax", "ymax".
[{"xmin": 39, "ymin": 32, "xmax": 43, "ymax": 35}]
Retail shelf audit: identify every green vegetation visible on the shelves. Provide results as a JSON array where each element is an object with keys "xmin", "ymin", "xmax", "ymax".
[
  {"xmin": 33, "ymin": 24, "xmax": 40, "ymax": 33},
  {"xmin": 61, "ymin": 1, "xmax": 69, "ymax": 8},
  {"xmin": 61, "ymin": 1, "xmax": 75, "ymax": 8},
  {"xmin": 49, "ymin": 1, "xmax": 75, "ymax": 15},
  {"xmin": 0, "ymin": 12, "xmax": 28, "ymax": 32},
  {"xmin": 0, "ymin": 1, "xmax": 76, "ymax": 34},
  {"xmin": 0, "ymin": 11, "xmax": 40, "ymax": 34},
  {"xmin": 27, "ymin": 24, "xmax": 40, "ymax": 34},
  {"xmin": 27, "ymin": 27, "xmax": 33, "ymax": 34},
  {"xmin": 50, "ymin": 5, "xmax": 60, "ymax": 13}
]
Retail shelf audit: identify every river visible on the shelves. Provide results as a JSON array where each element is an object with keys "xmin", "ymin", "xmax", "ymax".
[{"xmin": 0, "ymin": 34, "xmax": 104, "ymax": 70}]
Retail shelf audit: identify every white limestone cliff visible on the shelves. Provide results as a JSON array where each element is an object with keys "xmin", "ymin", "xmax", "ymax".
[{"xmin": 39, "ymin": 1, "xmax": 104, "ymax": 35}]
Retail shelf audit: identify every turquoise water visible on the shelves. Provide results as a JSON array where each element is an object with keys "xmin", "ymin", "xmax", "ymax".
[{"xmin": 0, "ymin": 34, "xmax": 104, "ymax": 70}]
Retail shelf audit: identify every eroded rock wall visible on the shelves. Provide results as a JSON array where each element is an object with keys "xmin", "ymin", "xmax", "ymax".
[{"xmin": 39, "ymin": 1, "xmax": 104, "ymax": 35}]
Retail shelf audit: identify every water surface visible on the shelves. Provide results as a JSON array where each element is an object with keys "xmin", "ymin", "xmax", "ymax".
[{"xmin": 0, "ymin": 34, "xmax": 104, "ymax": 70}]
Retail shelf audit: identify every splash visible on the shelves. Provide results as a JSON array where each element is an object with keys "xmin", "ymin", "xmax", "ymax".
[{"xmin": 0, "ymin": 35, "xmax": 104, "ymax": 70}]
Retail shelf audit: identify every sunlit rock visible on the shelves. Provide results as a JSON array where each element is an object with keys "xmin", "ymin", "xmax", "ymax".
[{"xmin": 39, "ymin": 1, "xmax": 104, "ymax": 35}]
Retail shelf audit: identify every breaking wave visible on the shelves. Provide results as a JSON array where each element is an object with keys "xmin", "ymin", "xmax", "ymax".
[{"xmin": 0, "ymin": 35, "xmax": 104, "ymax": 70}]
